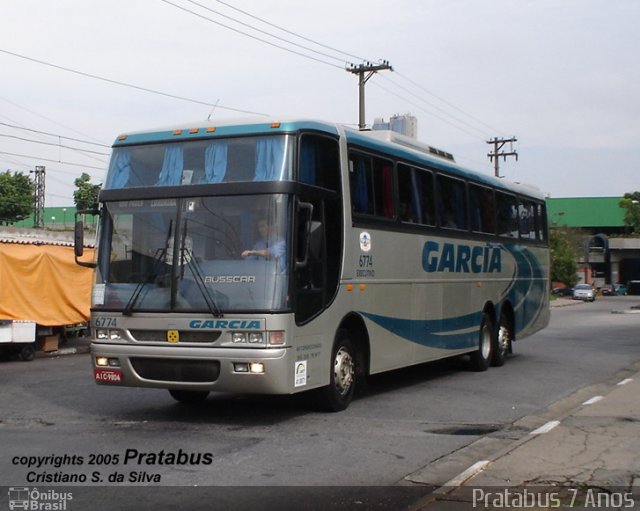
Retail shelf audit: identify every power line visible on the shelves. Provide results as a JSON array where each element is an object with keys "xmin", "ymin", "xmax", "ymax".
[
  {"xmin": 0, "ymin": 48, "xmax": 269, "ymax": 116},
  {"xmin": 0, "ymin": 97, "xmax": 106, "ymax": 145},
  {"xmin": 0, "ymin": 134, "xmax": 110, "ymax": 157},
  {"xmin": 0, "ymin": 151, "xmax": 105, "ymax": 171},
  {"xmin": 393, "ymin": 70, "xmax": 503, "ymax": 135},
  {"xmin": 158, "ymin": 0, "xmax": 347, "ymax": 69},
  {"xmin": 211, "ymin": 0, "xmax": 367, "ymax": 62},
  {"xmin": 181, "ymin": 0, "xmax": 353, "ymax": 66},
  {"xmin": 369, "ymin": 81, "xmax": 487, "ymax": 141},
  {"xmin": 379, "ymin": 74, "xmax": 489, "ymax": 139},
  {"xmin": 0, "ymin": 121, "xmax": 110, "ymax": 148}
]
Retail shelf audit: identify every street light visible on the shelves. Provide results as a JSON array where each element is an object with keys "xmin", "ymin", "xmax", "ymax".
[
  {"xmin": 62, "ymin": 208, "xmax": 67, "ymax": 228},
  {"xmin": 51, "ymin": 216, "xmax": 55, "ymax": 227}
]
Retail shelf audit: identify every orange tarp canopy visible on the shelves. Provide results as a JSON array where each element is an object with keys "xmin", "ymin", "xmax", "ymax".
[{"xmin": 0, "ymin": 243, "xmax": 95, "ymax": 326}]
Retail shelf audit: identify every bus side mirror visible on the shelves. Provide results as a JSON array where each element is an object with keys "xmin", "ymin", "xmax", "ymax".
[
  {"xmin": 74, "ymin": 210, "xmax": 99, "ymax": 269},
  {"xmin": 74, "ymin": 220, "xmax": 85, "ymax": 258}
]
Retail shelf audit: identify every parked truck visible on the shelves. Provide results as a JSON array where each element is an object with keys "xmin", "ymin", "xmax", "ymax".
[{"xmin": 0, "ymin": 241, "xmax": 95, "ymax": 360}]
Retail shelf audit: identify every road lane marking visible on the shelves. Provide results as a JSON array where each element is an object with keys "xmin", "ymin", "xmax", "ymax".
[
  {"xmin": 530, "ymin": 420, "xmax": 560, "ymax": 435},
  {"xmin": 617, "ymin": 378, "xmax": 633, "ymax": 386},
  {"xmin": 582, "ymin": 396, "xmax": 603, "ymax": 405},
  {"xmin": 444, "ymin": 460, "xmax": 490, "ymax": 487}
]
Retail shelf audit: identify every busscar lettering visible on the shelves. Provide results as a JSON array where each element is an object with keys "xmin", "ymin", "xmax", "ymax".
[
  {"xmin": 204, "ymin": 275, "xmax": 256, "ymax": 283},
  {"xmin": 422, "ymin": 241, "xmax": 502, "ymax": 273},
  {"xmin": 189, "ymin": 319, "xmax": 261, "ymax": 330}
]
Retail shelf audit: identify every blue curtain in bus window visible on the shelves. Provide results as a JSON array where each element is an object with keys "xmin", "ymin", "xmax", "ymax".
[
  {"xmin": 299, "ymin": 142, "xmax": 316, "ymax": 185},
  {"xmin": 202, "ymin": 141, "xmax": 228, "ymax": 183},
  {"xmin": 354, "ymin": 159, "xmax": 369, "ymax": 213},
  {"xmin": 254, "ymin": 137, "xmax": 285, "ymax": 181},
  {"xmin": 106, "ymin": 149, "xmax": 131, "ymax": 189},
  {"xmin": 156, "ymin": 145, "xmax": 184, "ymax": 186}
]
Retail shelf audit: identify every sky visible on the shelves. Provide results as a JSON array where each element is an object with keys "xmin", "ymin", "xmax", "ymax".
[{"xmin": 1, "ymin": 0, "xmax": 638, "ymax": 207}]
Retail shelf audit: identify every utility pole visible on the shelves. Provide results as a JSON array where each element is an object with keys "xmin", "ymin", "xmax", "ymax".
[
  {"xmin": 347, "ymin": 61, "xmax": 393, "ymax": 130},
  {"xmin": 31, "ymin": 165, "xmax": 45, "ymax": 228},
  {"xmin": 487, "ymin": 137, "xmax": 518, "ymax": 178}
]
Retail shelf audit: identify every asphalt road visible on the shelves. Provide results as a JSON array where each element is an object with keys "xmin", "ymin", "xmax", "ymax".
[{"xmin": 1, "ymin": 296, "xmax": 639, "ymax": 510}]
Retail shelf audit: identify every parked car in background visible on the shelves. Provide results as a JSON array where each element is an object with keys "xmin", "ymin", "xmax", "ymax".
[
  {"xmin": 600, "ymin": 284, "xmax": 616, "ymax": 296},
  {"xmin": 615, "ymin": 283, "xmax": 627, "ymax": 295},
  {"xmin": 626, "ymin": 281, "xmax": 640, "ymax": 296},
  {"xmin": 573, "ymin": 284, "xmax": 596, "ymax": 302},
  {"xmin": 552, "ymin": 286, "xmax": 574, "ymax": 297}
]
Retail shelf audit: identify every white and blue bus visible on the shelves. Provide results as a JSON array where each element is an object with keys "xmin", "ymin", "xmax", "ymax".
[{"xmin": 77, "ymin": 118, "xmax": 549, "ymax": 411}]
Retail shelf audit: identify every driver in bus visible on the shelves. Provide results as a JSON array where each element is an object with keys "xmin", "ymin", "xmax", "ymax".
[{"xmin": 241, "ymin": 218, "xmax": 286, "ymax": 270}]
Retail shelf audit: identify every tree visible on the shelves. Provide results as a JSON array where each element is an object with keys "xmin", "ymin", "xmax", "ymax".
[
  {"xmin": 0, "ymin": 170, "xmax": 33, "ymax": 225},
  {"xmin": 549, "ymin": 227, "xmax": 580, "ymax": 287},
  {"xmin": 619, "ymin": 192, "xmax": 640, "ymax": 234},
  {"xmin": 73, "ymin": 172, "xmax": 101, "ymax": 211}
]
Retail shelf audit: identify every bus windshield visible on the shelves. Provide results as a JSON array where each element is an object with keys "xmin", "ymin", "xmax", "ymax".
[
  {"xmin": 94, "ymin": 194, "xmax": 291, "ymax": 313},
  {"xmin": 104, "ymin": 135, "xmax": 294, "ymax": 189}
]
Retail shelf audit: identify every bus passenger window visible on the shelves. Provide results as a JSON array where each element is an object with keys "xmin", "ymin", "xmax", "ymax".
[
  {"xmin": 437, "ymin": 175, "xmax": 467, "ymax": 230},
  {"xmin": 348, "ymin": 152, "xmax": 394, "ymax": 220},
  {"xmin": 469, "ymin": 184, "xmax": 495, "ymax": 234},
  {"xmin": 496, "ymin": 192, "xmax": 518, "ymax": 237}
]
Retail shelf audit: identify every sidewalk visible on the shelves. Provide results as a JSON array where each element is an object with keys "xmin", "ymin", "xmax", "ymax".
[
  {"xmin": 412, "ymin": 365, "xmax": 640, "ymax": 510},
  {"xmin": 35, "ymin": 334, "xmax": 91, "ymax": 358}
]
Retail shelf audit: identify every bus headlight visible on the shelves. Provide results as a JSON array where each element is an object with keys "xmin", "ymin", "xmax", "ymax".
[
  {"xmin": 96, "ymin": 329, "xmax": 123, "ymax": 340},
  {"xmin": 232, "ymin": 332, "xmax": 247, "ymax": 343},
  {"xmin": 248, "ymin": 333, "xmax": 263, "ymax": 344}
]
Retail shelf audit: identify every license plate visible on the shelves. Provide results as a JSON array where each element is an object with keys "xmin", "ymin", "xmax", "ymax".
[{"xmin": 94, "ymin": 368, "xmax": 123, "ymax": 384}]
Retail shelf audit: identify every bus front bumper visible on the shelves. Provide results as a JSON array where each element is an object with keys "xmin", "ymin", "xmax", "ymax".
[{"xmin": 91, "ymin": 342, "xmax": 298, "ymax": 395}]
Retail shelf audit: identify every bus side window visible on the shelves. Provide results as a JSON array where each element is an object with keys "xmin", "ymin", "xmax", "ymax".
[
  {"xmin": 536, "ymin": 202, "xmax": 548, "ymax": 242},
  {"xmin": 518, "ymin": 200, "xmax": 536, "ymax": 239},
  {"xmin": 397, "ymin": 165, "xmax": 435, "ymax": 226},
  {"xmin": 437, "ymin": 174, "xmax": 467, "ymax": 230},
  {"xmin": 348, "ymin": 152, "xmax": 394, "ymax": 219},
  {"xmin": 349, "ymin": 153, "xmax": 373, "ymax": 215},
  {"xmin": 496, "ymin": 192, "xmax": 518, "ymax": 237},
  {"xmin": 469, "ymin": 184, "xmax": 495, "ymax": 234},
  {"xmin": 299, "ymin": 135, "xmax": 341, "ymax": 193}
]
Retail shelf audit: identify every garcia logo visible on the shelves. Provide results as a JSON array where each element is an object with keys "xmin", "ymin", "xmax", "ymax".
[
  {"xmin": 422, "ymin": 241, "xmax": 502, "ymax": 273},
  {"xmin": 189, "ymin": 319, "xmax": 261, "ymax": 330}
]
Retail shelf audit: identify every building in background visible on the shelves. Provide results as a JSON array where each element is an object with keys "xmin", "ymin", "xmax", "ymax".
[
  {"xmin": 547, "ymin": 197, "xmax": 640, "ymax": 288},
  {"xmin": 373, "ymin": 114, "xmax": 418, "ymax": 139}
]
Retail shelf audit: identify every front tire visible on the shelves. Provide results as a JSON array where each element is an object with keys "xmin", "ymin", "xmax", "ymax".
[
  {"xmin": 470, "ymin": 313, "xmax": 494, "ymax": 372},
  {"xmin": 168, "ymin": 389, "xmax": 209, "ymax": 403},
  {"xmin": 317, "ymin": 330, "xmax": 356, "ymax": 412}
]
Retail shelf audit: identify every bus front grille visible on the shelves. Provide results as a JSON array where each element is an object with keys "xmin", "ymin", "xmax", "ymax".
[
  {"xmin": 130, "ymin": 357, "xmax": 220, "ymax": 383},
  {"xmin": 129, "ymin": 330, "xmax": 222, "ymax": 343}
]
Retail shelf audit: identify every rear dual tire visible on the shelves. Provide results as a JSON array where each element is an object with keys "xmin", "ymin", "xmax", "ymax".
[{"xmin": 470, "ymin": 313, "xmax": 494, "ymax": 371}]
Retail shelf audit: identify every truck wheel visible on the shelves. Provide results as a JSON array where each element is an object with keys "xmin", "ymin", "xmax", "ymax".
[
  {"xmin": 317, "ymin": 330, "xmax": 356, "ymax": 412},
  {"xmin": 19, "ymin": 344, "xmax": 36, "ymax": 362},
  {"xmin": 168, "ymin": 389, "xmax": 209, "ymax": 403}
]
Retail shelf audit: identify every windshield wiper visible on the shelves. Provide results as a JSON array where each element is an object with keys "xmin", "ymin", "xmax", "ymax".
[
  {"xmin": 123, "ymin": 220, "xmax": 173, "ymax": 316},
  {"xmin": 180, "ymin": 218, "xmax": 223, "ymax": 318}
]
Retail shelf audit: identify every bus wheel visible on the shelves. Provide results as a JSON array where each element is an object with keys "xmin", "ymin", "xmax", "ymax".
[
  {"xmin": 168, "ymin": 389, "xmax": 209, "ymax": 404},
  {"xmin": 318, "ymin": 330, "xmax": 356, "ymax": 412},
  {"xmin": 470, "ymin": 313, "xmax": 493, "ymax": 372},
  {"xmin": 492, "ymin": 321, "xmax": 511, "ymax": 367}
]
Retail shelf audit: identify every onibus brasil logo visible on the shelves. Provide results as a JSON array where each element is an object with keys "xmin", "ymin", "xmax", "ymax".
[{"xmin": 8, "ymin": 487, "xmax": 73, "ymax": 510}]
